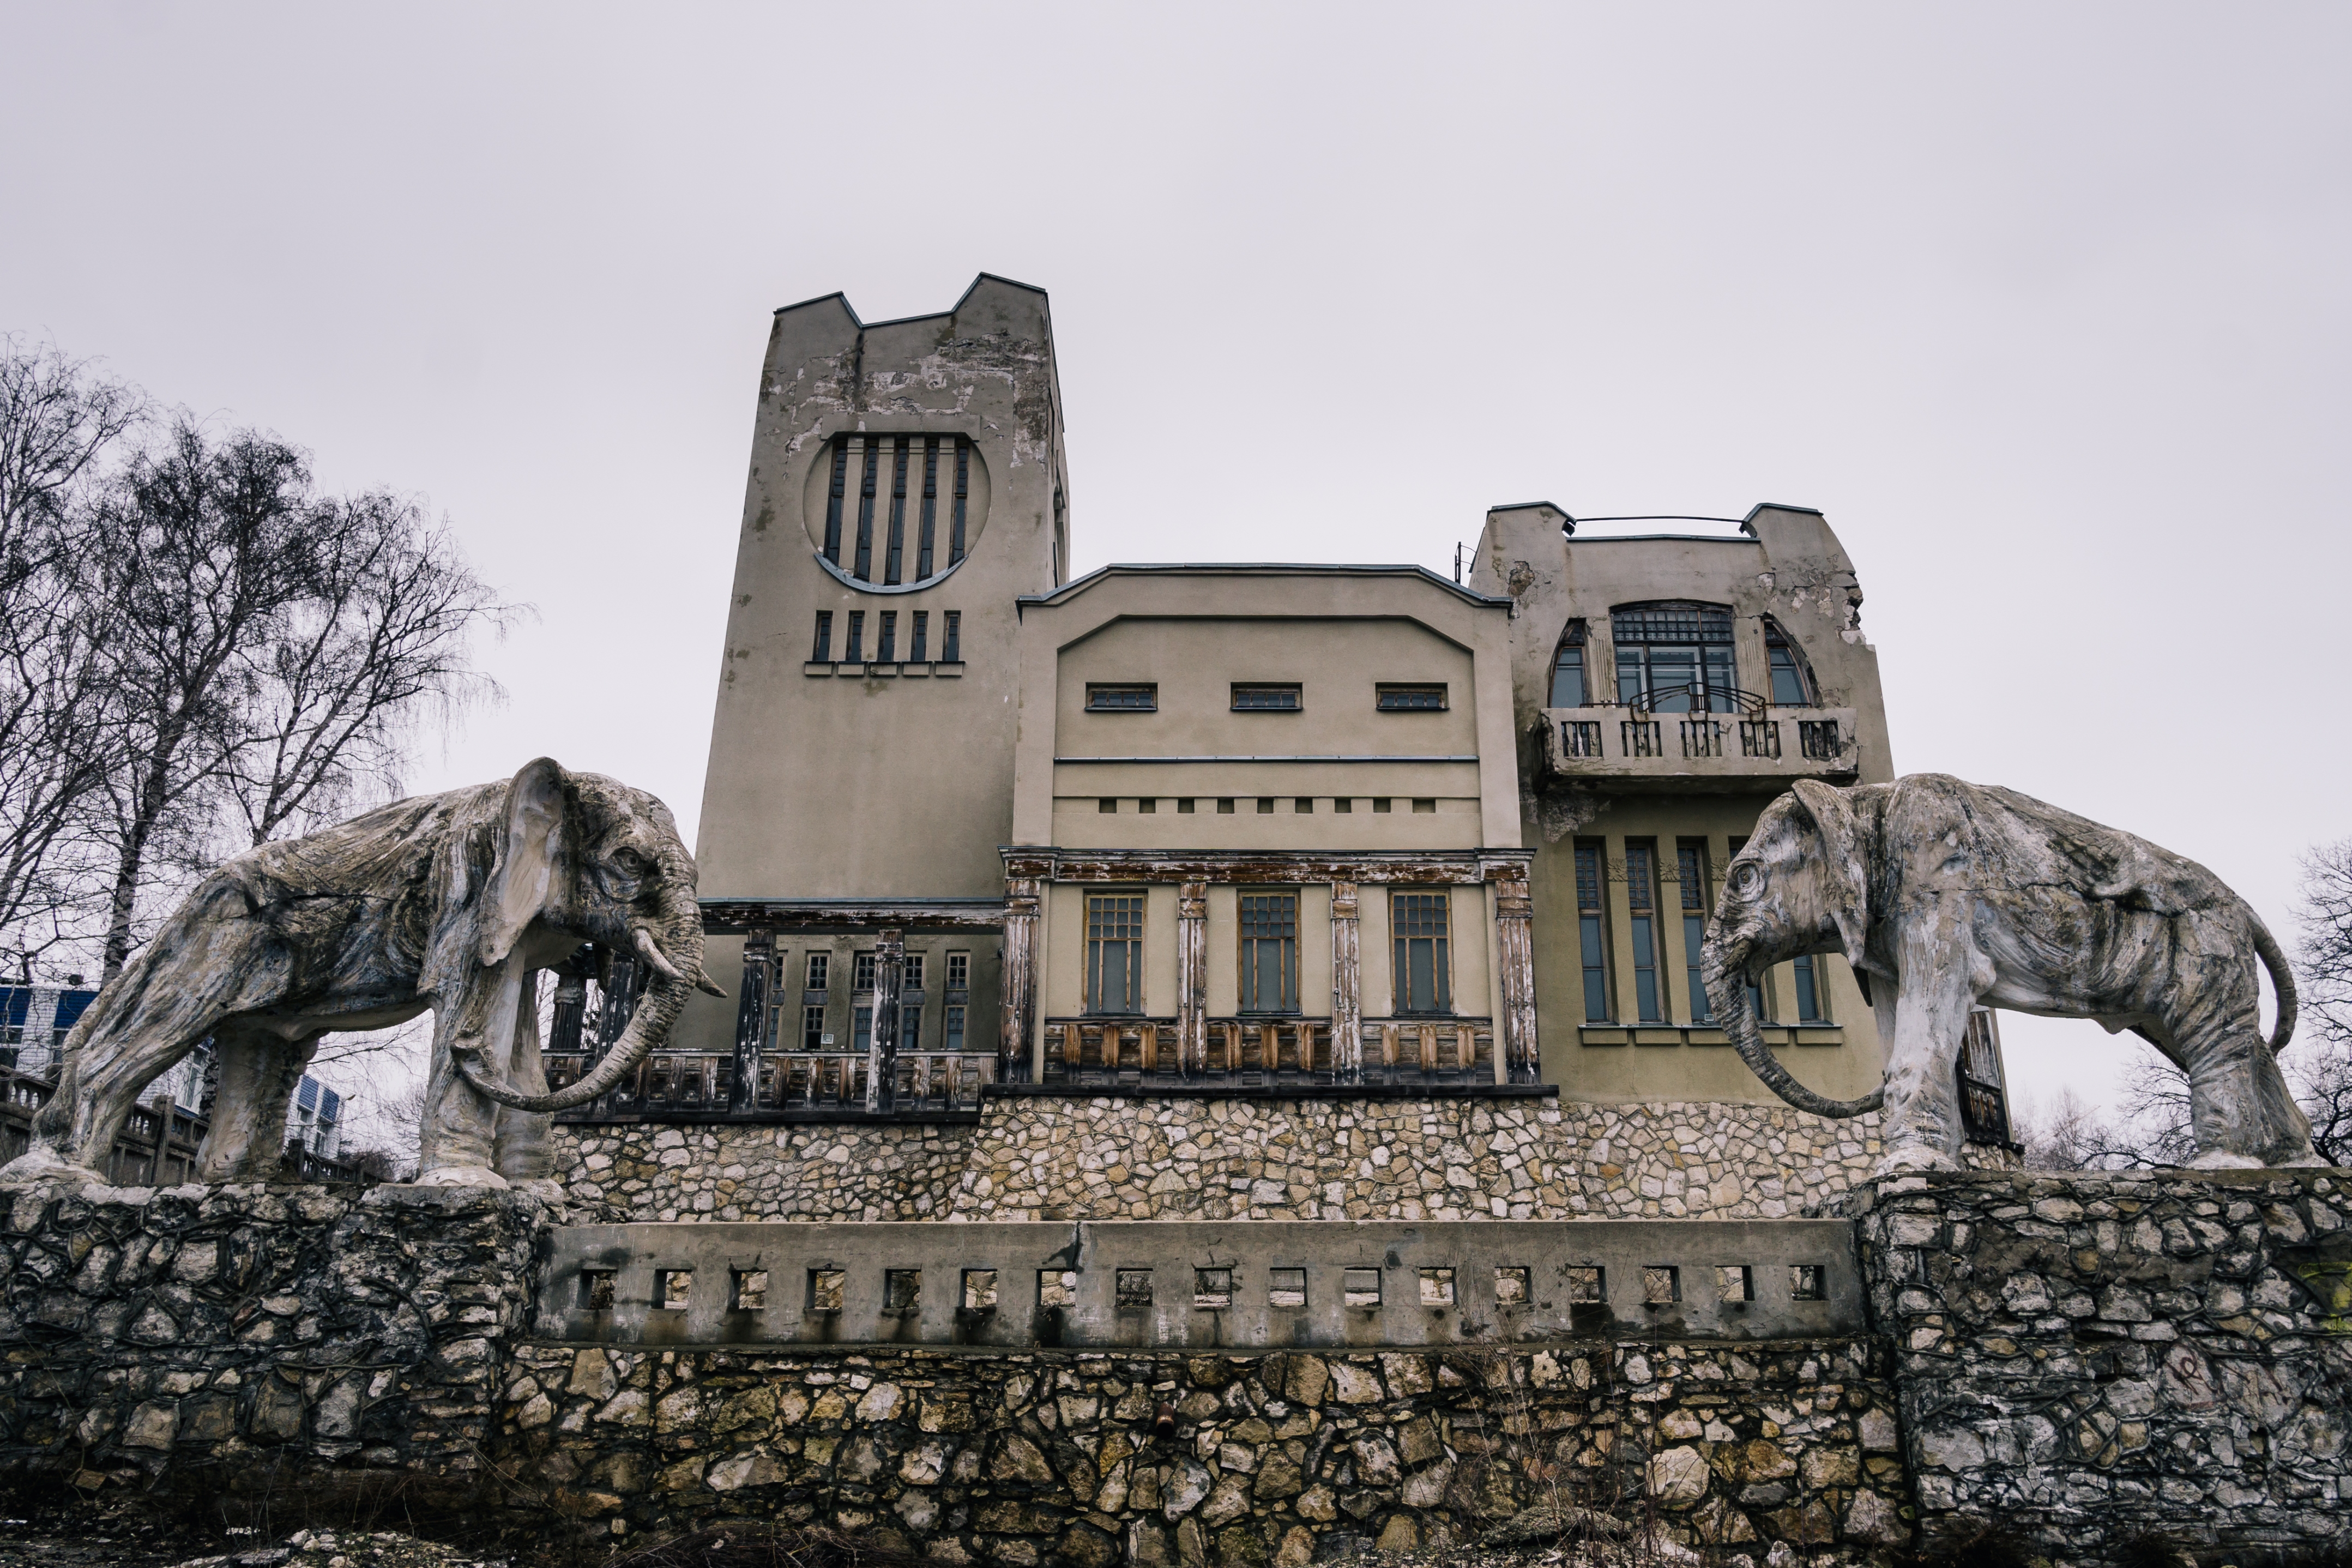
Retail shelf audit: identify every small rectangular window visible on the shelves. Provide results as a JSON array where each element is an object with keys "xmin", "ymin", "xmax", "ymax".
[
  {"xmin": 877, "ymin": 610, "xmax": 897, "ymax": 664},
  {"xmin": 812, "ymin": 611, "xmax": 834, "ymax": 663},
  {"xmin": 1790, "ymin": 1264, "xmax": 1829, "ymax": 1301},
  {"xmin": 806, "ymin": 952, "xmax": 829, "ymax": 990},
  {"xmin": 1232, "ymin": 683, "xmax": 1301, "ymax": 711},
  {"xmin": 732, "ymin": 1269, "xmax": 768, "ymax": 1311},
  {"xmin": 1193, "ymin": 1268, "xmax": 1233, "ymax": 1309},
  {"xmin": 944, "ymin": 1004, "xmax": 965, "ymax": 1053},
  {"xmin": 1643, "ymin": 1265, "xmax": 1681, "ymax": 1305},
  {"xmin": 962, "ymin": 1269, "xmax": 998, "ymax": 1311},
  {"xmin": 943, "ymin": 610, "xmax": 961, "ymax": 662},
  {"xmin": 1115, "ymin": 1268, "xmax": 1153, "ymax": 1310},
  {"xmin": 1334, "ymin": 798, "xmax": 1353, "ymax": 813},
  {"xmin": 1087, "ymin": 684, "xmax": 1156, "ymax": 711},
  {"xmin": 1411, "ymin": 798, "xmax": 1436, "ymax": 814},
  {"xmin": 1086, "ymin": 894, "xmax": 1145, "ymax": 1014},
  {"xmin": 853, "ymin": 952, "xmax": 877, "ymax": 991},
  {"xmin": 1495, "ymin": 1267, "xmax": 1530, "ymax": 1305},
  {"xmin": 1138, "ymin": 798, "xmax": 1157, "ymax": 813},
  {"xmin": 808, "ymin": 1269, "xmax": 846, "ymax": 1313},
  {"xmin": 1567, "ymin": 1266, "xmax": 1605, "ymax": 1304},
  {"xmin": 1269, "ymin": 1268, "xmax": 1307, "ymax": 1308},
  {"xmin": 1038, "ymin": 1269, "xmax": 1077, "ymax": 1308},
  {"xmin": 910, "ymin": 610, "xmax": 929, "ymax": 662},
  {"xmin": 1217, "ymin": 798, "xmax": 1235, "ymax": 814},
  {"xmin": 1099, "ymin": 798, "xmax": 1118, "ymax": 814},
  {"xmin": 1717, "ymin": 1265, "xmax": 1754, "ymax": 1302},
  {"xmin": 802, "ymin": 1005, "xmax": 825, "ymax": 1052},
  {"xmin": 946, "ymin": 952, "xmax": 970, "ymax": 990},
  {"xmin": 845, "ymin": 611, "xmax": 865, "ymax": 664},
  {"xmin": 1373, "ymin": 798, "xmax": 1392, "ymax": 813},
  {"xmin": 1294, "ymin": 797, "xmax": 1314, "ymax": 813},
  {"xmin": 580, "ymin": 1269, "xmax": 617, "ymax": 1310},
  {"xmin": 1376, "ymin": 684, "xmax": 1447, "ymax": 711},
  {"xmin": 1178, "ymin": 798, "xmax": 1196, "ymax": 813},
  {"xmin": 1257, "ymin": 797, "xmax": 1275, "ymax": 813},
  {"xmin": 884, "ymin": 1269, "xmax": 921, "ymax": 1312},
  {"xmin": 1342, "ymin": 1269, "xmax": 1382, "ymax": 1308},
  {"xmin": 903, "ymin": 955, "xmax": 924, "ymax": 991},
  {"xmin": 1418, "ymin": 1268, "xmax": 1456, "ymax": 1306},
  {"xmin": 655, "ymin": 1269, "xmax": 693, "ymax": 1311}
]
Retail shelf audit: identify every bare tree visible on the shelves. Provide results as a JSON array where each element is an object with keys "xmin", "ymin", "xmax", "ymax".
[{"xmin": 2293, "ymin": 839, "xmax": 2352, "ymax": 1165}]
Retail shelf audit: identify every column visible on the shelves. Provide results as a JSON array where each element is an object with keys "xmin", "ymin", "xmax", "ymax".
[
  {"xmin": 728, "ymin": 927, "xmax": 773, "ymax": 1112},
  {"xmin": 1000, "ymin": 872, "xmax": 1043, "ymax": 1084},
  {"xmin": 867, "ymin": 927, "xmax": 904, "ymax": 1112},
  {"xmin": 1177, "ymin": 880, "xmax": 1207, "ymax": 1077},
  {"xmin": 1494, "ymin": 870, "xmax": 1539, "ymax": 1083},
  {"xmin": 1330, "ymin": 879, "xmax": 1362, "ymax": 1080}
]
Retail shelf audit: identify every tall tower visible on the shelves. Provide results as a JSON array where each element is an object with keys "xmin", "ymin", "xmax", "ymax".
[{"xmin": 673, "ymin": 275, "xmax": 1070, "ymax": 1058}]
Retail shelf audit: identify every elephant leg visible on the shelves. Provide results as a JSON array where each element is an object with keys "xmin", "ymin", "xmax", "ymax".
[
  {"xmin": 416, "ymin": 960, "xmax": 527, "ymax": 1187},
  {"xmin": 2169, "ymin": 1008, "xmax": 2318, "ymax": 1170},
  {"xmin": 492, "ymin": 972, "xmax": 558, "ymax": 1189},
  {"xmin": 1877, "ymin": 916, "xmax": 1977, "ymax": 1172},
  {"xmin": 198, "ymin": 1027, "xmax": 321, "ymax": 1182}
]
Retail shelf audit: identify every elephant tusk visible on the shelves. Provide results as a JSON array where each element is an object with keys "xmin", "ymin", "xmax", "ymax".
[
  {"xmin": 633, "ymin": 926, "xmax": 687, "ymax": 985},
  {"xmin": 695, "ymin": 973, "xmax": 728, "ymax": 997}
]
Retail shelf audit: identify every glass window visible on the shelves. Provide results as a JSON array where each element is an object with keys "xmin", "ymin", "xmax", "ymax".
[
  {"xmin": 903, "ymin": 955, "xmax": 924, "ymax": 991},
  {"xmin": 1549, "ymin": 620, "xmax": 1588, "ymax": 707},
  {"xmin": 942, "ymin": 610, "xmax": 961, "ymax": 662},
  {"xmin": 901, "ymin": 1008, "xmax": 921, "ymax": 1052},
  {"xmin": 805, "ymin": 952, "xmax": 829, "ymax": 991},
  {"xmin": 1392, "ymin": 891, "xmax": 1452, "ymax": 1014},
  {"xmin": 1764, "ymin": 617, "xmax": 1815, "ymax": 707},
  {"xmin": 1239, "ymin": 892, "xmax": 1299, "ymax": 1013},
  {"xmin": 945, "ymin": 1004, "xmax": 966, "ymax": 1053},
  {"xmin": 1087, "ymin": 894, "xmax": 1145, "ymax": 1014},
  {"xmin": 1612, "ymin": 601, "xmax": 1736, "ymax": 713},
  {"xmin": 1679, "ymin": 841, "xmax": 1711, "ymax": 1024},
  {"xmin": 853, "ymin": 952, "xmax": 877, "ymax": 992},
  {"xmin": 946, "ymin": 952, "xmax": 970, "ymax": 991},
  {"xmin": 811, "ymin": 612, "xmax": 833, "ymax": 662},
  {"xmin": 845, "ymin": 611, "xmax": 865, "ymax": 664},
  {"xmin": 877, "ymin": 610, "xmax": 897, "ymax": 664},
  {"xmin": 1793, "ymin": 954, "xmax": 1825, "ymax": 1023},
  {"xmin": 1575, "ymin": 842, "xmax": 1610, "ymax": 1023},
  {"xmin": 910, "ymin": 610, "xmax": 928, "ymax": 662},
  {"xmin": 1232, "ymin": 684, "xmax": 1301, "ymax": 710},
  {"xmin": 802, "ymin": 1005, "xmax": 825, "ymax": 1051},
  {"xmin": 852, "ymin": 1005, "xmax": 872, "ymax": 1055},
  {"xmin": 1626, "ymin": 841, "xmax": 1663, "ymax": 1023},
  {"xmin": 1376, "ymin": 684, "xmax": 1446, "ymax": 711},
  {"xmin": 1087, "ymin": 684, "xmax": 1156, "ymax": 711}
]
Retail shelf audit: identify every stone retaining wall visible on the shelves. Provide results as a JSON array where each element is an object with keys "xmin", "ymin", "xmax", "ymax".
[
  {"xmin": 500, "ymin": 1337, "xmax": 1909, "ymax": 1563},
  {"xmin": 554, "ymin": 1098, "xmax": 1899, "ymax": 1225},
  {"xmin": 1851, "ymin": 1167, "xmax": 2352, "ymax": 1564}
]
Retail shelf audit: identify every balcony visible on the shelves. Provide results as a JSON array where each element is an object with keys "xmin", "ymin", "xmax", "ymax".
[
  {"xmin": 1026, "ymin": 1015, "xmax": 1526, "ymax": 1096},
  {"xmin": 546, "ymin": 1049, "xmax": 998, "ymax": 1121},
  {"xmin": 1543, "ymin": 689, "xmax": 1859, "ymax": 792}
]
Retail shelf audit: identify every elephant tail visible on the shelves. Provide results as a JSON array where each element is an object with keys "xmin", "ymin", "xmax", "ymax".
[{"xmin": 2250, "ymin": 910, "xmax": 2297, "ymax": 1054}]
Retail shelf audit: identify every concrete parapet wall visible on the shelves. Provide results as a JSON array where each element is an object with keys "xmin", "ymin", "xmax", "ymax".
[
  {"xmin": 1850, "ymin": 1167, "xmax": 2352, "ymax": 1563},
  {"xmin": 501, "ymin": 1338, "xmax": 1909, "ymax": 1561},
  {"xmin": 554, "ymin": 1096, "xmax": 1900, "ymax": 1224}
]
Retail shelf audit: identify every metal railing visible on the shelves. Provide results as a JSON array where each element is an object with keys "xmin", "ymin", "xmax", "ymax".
[
  {"xmin": 546, "ymin": 1050, "xmax": 997, "ymax": 1119},
  {"xmin": 0, "ymin": 1063, "xmax": 367, "ymax": 1184},
  {"xmin": 1039, "ymin": 1016, "xmax": 1498, "ymax": 1089},
  {"xmin": 1627, "ymin": 682, "xmax": 1769, "ymax": 717}
]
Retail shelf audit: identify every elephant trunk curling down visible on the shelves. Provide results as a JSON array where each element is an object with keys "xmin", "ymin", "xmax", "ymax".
[
  {"xmin": 1700, "ymin": 942, "xmax": 1884, "ymax": 1120},
  {"xmin": 455, "ymin": 865, "xmax": 709, "ymax": 1114}
]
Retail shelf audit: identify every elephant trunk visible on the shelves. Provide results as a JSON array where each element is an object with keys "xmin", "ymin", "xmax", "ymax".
[
  {"xmin": 455, "ymin": 887, "xmax": 708, "ymax": 1114},
  {"xmin": 1702, "ymin": 940, "xmax": 1884, "ymax": 1119}
]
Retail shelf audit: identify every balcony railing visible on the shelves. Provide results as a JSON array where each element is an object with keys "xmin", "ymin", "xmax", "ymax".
[
  {"xmin": 1039, "ymin": 1016, "xmax": 1498, "ymax": 1090},
  {"xmin": 1545, "ymin": 704, "xmax": 1859, "ymax": 791},
  {"xmin": 0, "ymin": 1064, "xmax": 365, "ymax": 1184},
  {"xmin": 546, "ymin": 1049, "xmax": 997, "ymax": 1120}
]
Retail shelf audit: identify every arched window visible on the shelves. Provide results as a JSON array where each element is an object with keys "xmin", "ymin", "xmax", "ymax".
[
  {"xmin": 1611, "ymin": 601, "xmax": 1736, "ymax": 713},
  {"xmin": 1548, "ymin": 620, "xmax": 1589, "ymax": 707},
  {"xmin": 1762, "ymin": 617, "xmax": 1817, "ymax": 707}
]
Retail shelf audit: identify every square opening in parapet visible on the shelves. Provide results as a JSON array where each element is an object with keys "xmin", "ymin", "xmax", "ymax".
[
  {"xmin": 1419, "ymin": 1268, "xmax": 1456, "ymax": 1307},
  {"xmin": 1494, "ymin": 1267, "xmax": 1530, "ymax": 1306},
  {"xmin": 1790, "ymin": 1264, "xmax": 1828, "ymax": 1301},
  {"xmin": 1566, "ymin": 1265, "xmax": 1605, "ymax": 1304},
  {"xmin": 1268, "ymin": 1268, "xmax": 1307, "ymax": 1309},
  {"xmin": 962, "ymin": 1269, "xmax": 998, "ymax": 1311},
  {"xmin": 1038, "ymin": 1269, "xmax": 1077, "ymax": 1308},
  {"xmin": 731, "ymin": 1269, "xmax": 768, "ymax": 1312},
  {"xmin": 1643, "ymin": 1266, "xmax": 1681, "ymax": 1306},
  {"xmin": 884, "ymin": 1269, "xmax": 921, "ymax": 1313},
  {"xmin": 1193, "ymin": 1268, "xmax": 1233, "ymax": 1310},
  {"xmin": 807, "ymin": 1269, "xmax": 846, "ymax": 1313},
  {"xmin": 1717, "ymin": 1265, "xmax": 1754, "ymax": 1303},
  {"xmin": 1115, "ymin": 1268, "xmax": 1154, "ymax": 1311},
  {"xmin": 1342, "ymin": 1268, "xmax": 1382, "ymax": 1309},
  {"xmin": 580, "ymin": 1270, "xmax": 617, "ymax": 1311},
  {"xmin": 654, "ymin": 1269, "xmax": 693, "ymax": 1311}
]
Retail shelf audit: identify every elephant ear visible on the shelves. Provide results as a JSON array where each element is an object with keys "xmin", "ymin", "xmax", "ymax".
[
  {"xmin": 479, "ymin": 757, "xmax": 569, "ymax": 969},
  {"xmin": 1789, "ymin": 779, "xmax": 1873, "ymax": 970}
]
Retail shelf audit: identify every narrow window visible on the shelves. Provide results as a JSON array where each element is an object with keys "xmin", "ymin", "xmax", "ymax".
[
  {"xmin": 853, "ymin": 952, "xmax": 877, "ymax": 991},
  {"xmin": 1376, "ymin": 683, "xmax": 1447, "ymax": 711},
  {"xmin": 1549, "ymin": 620, "xmax": 1589, "ymax": 707},
  {"xmin": 1086, "ymin": 894, "xmax": 1145, "ymax": 1014},
  {"xmin": 811, "ymin": 611, "xmax": 834, "ymax": 662},
  {"xmin": 802, "ymin": 1005, "xmax": 825, "ymax": 1051},
  {"xmin": 1627, "ymin": 840, "xmax": 1663, "ymax": 1023},
  {"xmin": 1342, "ymin": 1269, "xmax": 1382, "ymax": 1308},
  {"xmin": 1193, "ymin": 1269, "xmax": 1233, "ymax": 1309},
  {"xmin": 807, "ymin": 1269, "xmax": 846, "ymax": 1312},
  {"xmin": 1392, "ymin": 891, "xmax": 1452, "ymax": 1014},
  {"xmin": 853, "ymin": 436, "xmax": 881, "ymax": 580},
  {"xmin": 916, "ymin": 436, "xmax": 940, "ymax": 580},
  {"xmin": 852, "ymin": 1005, "xmax": 872, "ymax": 1055},
  {"xmin": 655, "ymin": 1269, "xmax": 693, "ymax": 1311},
  {"xmin": 1086, "ymin": 684, "xmax": 1156, "ymax": 711},
  {"xmin": 949, "ymin": 437, "xmax": 970, "ymax": 564},
  {"xmin": 1790, "ymin": 1264, "xmax": 1828, "ymax": 1301},
  {"xmin": 1239, "ymin": 891, "xmax": 1299, "ymax": 1013},
  {"xmin": 1717, "ymin": 1265, "xmax": 1755, "ymax": 1302},
  {"xmin": 806, "ymin": 952, "xmax": 829, "ymax": 991},
  {"xmin": 943, "ymin": 610, "xmax": 962, "ymax": 663},
  {"xmin": 1643, "ymin": 1265, "xmax": 1681, "ymax": 1305},
  {"xmin": 1115, "ymin": 1268, "xmax": 1153, "ymax": 1310},
  {"xmin": 877, "ymin": 611, "xmax": 897, "ymax": 664},
  {"xmin": 884, "ymin": 436, "xmax": 909, "ymax": 584},
  {"xmin": 732, "ymin": 1269, "xmax": 768, "ymax": 1311},
  {"xmin": 962, "ymin": 1270, "xmax": 998, "ymax": 1311},
  {"xmin": 1418, "ymin": 1268, "xmax": 1456, "ymax": 1306},
  {"xmin": 1679, "ymin": 840, "xmax": 1712, "ymax": 1024},
  {"xmin": 900, "ymin": 1007, "xmax": 920, "ymax": 1053},
  {"xmin": 822, "ymin": 437, "xmax": 850, "ymax": 564},
  {"xmin": 1764, "ymin": 617, "xmax": 1816, "ymax": 707},
  {"xmin": 845, "ymin": 611, "xmax": 865, "ymax": 664},
  {"xmin": 580, "ymin": 1269, "xmax": 617, "ymax": 1310},
  {"xmin": 1575, "ymin": 841, "xmax": 1610, "ymax": 1023},
  {"xmin": 1567, "ymin": 1267, "xmax": 1605, "ymax": 1304},
  {"xmin": 884, "ymin": 1270, "xmax": 920, "ymax": 1312},
  {"xmin": 944, "ymin": 1004, "xmax": 966, "ymax": 1053},
  {"xmin": 903, "ymin": 952, "xmax": 923, "ymax": 993},
  {"xmin": 910, "ymin": 610, "xmax": 928, "ymax": 662},
  {"xmin": 1269, "ymin": 1268, "xmax": 1307, "ymax": 1308},
  {"xmin": 1793, "ymin": 954, "xmax": 1825, "ymax": 1023},
  {"xmin": 1038, "ymin": 1270, "xmax": 1077, "ymax": 1308},
  {"xmin": 1231, "ymin": 683, "xmax": 1301, "ymax": 710},
  {"xmin": 1495, "ymin": 1267, "xmax": 1530, "ymax": 1305},
  {"xmin": 946, "ymin": 952, "xmax": 969, "ymax": 990}
]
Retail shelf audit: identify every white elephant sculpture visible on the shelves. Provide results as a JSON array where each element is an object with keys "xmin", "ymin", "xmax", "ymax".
[
  {"xmin": 1700, "ymin": 774, "xmax": 2319, "ymax": 1174},
  {"xmin": 0, "ymin": 758, "xmax": 725, "ymax": 1191}
]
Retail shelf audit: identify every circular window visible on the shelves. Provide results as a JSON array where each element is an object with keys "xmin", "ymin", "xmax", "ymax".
[{"xmin": 800, "ymin": 431, "xmax": 992, "ymax": 592}]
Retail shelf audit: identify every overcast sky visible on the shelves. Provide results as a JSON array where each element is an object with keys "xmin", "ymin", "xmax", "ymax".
[{"xmin": 5, "ymin": 3, "xmax": 2348, "ymax": 1126}]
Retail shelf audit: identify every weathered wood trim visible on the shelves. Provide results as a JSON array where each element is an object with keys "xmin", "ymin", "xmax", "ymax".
[
  {"xmin": 1330, "ymin": 879, "xmax": 1362, "ymax": 1078},
  {"xmin": 1177, "ymin": 881, "xmax": 1207, "ymax": 1075},
  {"xmin": 729, "ymin": 927, "xmax": 774, "ymax": 1112},
  {"xmin": 1000, "ymin": 877, "xmax": 1041, "ymax": 1084}
]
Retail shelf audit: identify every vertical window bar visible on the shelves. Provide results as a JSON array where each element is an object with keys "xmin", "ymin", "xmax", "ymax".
[
  {"xmin": 950, "ymin": 437, "xmax": 969, "ymax": 564},
  {"xmin": 917, "ymin": 436, "xmax": 939, "ymax": 580},
  {"xmin": 1576, "ymin": 842, "xmax": 1609, "ymax": 1022},
  {"xmin": 853, "ymin": 437, "xmax": 880, "ymax": 580},
  {"xmin": 878, "ymin": 611, "xmax": 897, "ymax": 665},
  {"xmin": 910, "ymin": 610, "xmax": 928, "ymax": 663},
  {"xmin": 1086, "ymin": 895, "xmax": 1145, "ymax": 1014},
  {"xmin": 1392, "ymin": 892, "xmax": 1451, "ymax": 1015},
  {"xmin": 1627, "ymin": 841, "xmax": 1662, "ymax": 1023},
  {"xmin": 845, "ymin": 611, "xmax": 865, "ymax": 664},
  {"xmin": 943, "ymin": 610, "xmax": 961, "ymax": 663},
  {"xmin": 1239, "ymin": 892, "xmax": 1300, "ymax": 1013},
  {"xmin": 1679, "ymin": 841, "xmax": 1711, "ymax": 1024},
  {"xmin": 822, "ymin": 437, "xmax": 849, "ymax": 564},
  {"xmin": 811, "ymin": 611, "xmax": 833, "ymax": 664},
  {"xmin": 884, "ymin": 436, "xmax": 909, "ymax": 584}
]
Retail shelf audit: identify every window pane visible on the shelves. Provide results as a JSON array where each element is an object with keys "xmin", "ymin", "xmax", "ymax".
[
  {"xmin": 1616, "ymin": 646, "xmax": 1645, "ymax": 703},
  {"xmin": 1770, "ymin": 645, "xmax": 1808, "ymax": 705},
  {"xmin": 1549, "ymin": 647, "xmax": 1585, "ymax": 708},
  {"xmin": 1685, "ymin": 915, "xmax": 1710, "ymax": 1023}
]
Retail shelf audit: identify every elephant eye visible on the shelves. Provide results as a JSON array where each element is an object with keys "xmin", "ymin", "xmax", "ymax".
[
  {"xmin": 613, "ymin": 848, "xmax": 651, "ymax": 878},
  {"xmin": 1729, "ymin": 863, "xmax": 1764, "ymax": 896}
]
